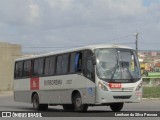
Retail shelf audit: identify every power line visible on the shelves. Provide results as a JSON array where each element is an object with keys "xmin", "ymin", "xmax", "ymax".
[
  {"xmin": 0, "ymin": 34, "xmax": 136, "ymax": 50},
  {"xmin": 113, "ymin": 42, "xmax": 135, "ymax": 45}
]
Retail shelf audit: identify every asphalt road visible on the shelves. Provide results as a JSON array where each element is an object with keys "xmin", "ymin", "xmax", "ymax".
[{"xmin": 0, "ymin": 92, "xmax": 160, "ymax": 120}]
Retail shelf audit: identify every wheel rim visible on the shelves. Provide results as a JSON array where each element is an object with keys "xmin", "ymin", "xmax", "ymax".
[
  {"xmin": 33, "ymin": 96, "xmax": 39, "ymax": 109},
  {"xmin": 76, "ymin": 98, "xmax": 82, "ymax": 108}
]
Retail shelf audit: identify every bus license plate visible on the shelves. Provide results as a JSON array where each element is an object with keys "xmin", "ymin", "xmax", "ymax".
[{"xmin": 109, "ymin": 83, "xmax": 121, "ymax": 88}]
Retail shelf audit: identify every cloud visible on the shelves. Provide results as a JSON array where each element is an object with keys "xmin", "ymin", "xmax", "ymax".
[
  {"xmin": 28, "ymin": 1, "xmax": 40, "ymax": 23},
  {"xmin": 0, "ymin": 0, "xmax": 160, "ymax": 52}
]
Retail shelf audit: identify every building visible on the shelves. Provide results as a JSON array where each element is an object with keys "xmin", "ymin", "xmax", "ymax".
[
  {"xmin": 155, "ymin": 62, "xmax": 160, "ymax": 72},
  {"xmin": 138, "ymin": 50, "xmax": 160, "ymax": 71},
  {"xmin": 0, "ymin": 42, "xmax": 21, "ymax": 91}
]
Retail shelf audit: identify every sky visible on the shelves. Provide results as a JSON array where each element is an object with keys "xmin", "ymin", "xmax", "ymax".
[{"xmin": 0, "ymin": 0, "xmax": 160, "ymax": 53}]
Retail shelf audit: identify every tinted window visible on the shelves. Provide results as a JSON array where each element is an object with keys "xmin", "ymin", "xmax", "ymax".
[
  {"xmin": 44, "ymin": 56, "xmax": 55, "ymax": 75},
  {"xmin": 44, "ymin": 58, "xmax": 50, "ymax": 75},
  {"xmin": 33, "ymin": 58, "xmax": 44, "ymax": 76},
  {"xmin": 38, "ymin": 58, "xmax": 44, "ymax": 75},
  {"xmin": 34, "ymin": 59, "xmax": 38, "ymax": 75},
  {"xmin": 56, "ymin": 56, "xmax": 62, "ymax": 74},
  {"xmin": 75, "ymin": 52, "xmax": 82, "ymax": 72},
  {"xmin": 23, "ymin": 60, "xmax": 31, "ymax": 77},
  {"xmin": 69, "ymin": 53, "xmax": 76, "ymax": 73},
  {"xmin": 69, "ymin": 52, "xmax": 83, "ymax": 73},
  {"xmin": 62, "ymin": 54, "xmax": 69, "ymax": 74},
  {"xmin": 15, "ymin": 61, "xmax": 23, "ymax": 78}
]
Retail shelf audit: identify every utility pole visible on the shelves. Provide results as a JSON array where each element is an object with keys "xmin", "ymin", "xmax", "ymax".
[{"xmin": 135, "ymin": 32, "xmax": 138, "ymax": 55}]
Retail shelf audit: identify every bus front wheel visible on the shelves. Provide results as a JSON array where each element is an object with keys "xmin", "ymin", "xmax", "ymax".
[
  {"xmin": 73, "ymin": 93, "xmax": 88, "ymax": 112},
  {"xmin": 110, "ymin": 103, "xmax": 124, "ymax": 112},
  {"xmin": 32, "ymin": 93, "xmax": 48, "ymax": 111}
]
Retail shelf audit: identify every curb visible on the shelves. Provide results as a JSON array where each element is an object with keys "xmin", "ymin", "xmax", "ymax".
[{"xmin": 142, "ymin": 98, "xmax": 160, "ymax": 100}]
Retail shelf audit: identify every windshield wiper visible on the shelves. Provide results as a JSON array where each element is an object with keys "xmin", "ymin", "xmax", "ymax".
[
  {"xmin": 121, "ymin": 62, "xmax": 134, "ymax": 80},
  {"xmin": 126, "ymin": 67, "xmax": 134, "ymax": 80},
  {"xmin": 110, "ymin": 64, "xmax": 118, "ymax": 80}
]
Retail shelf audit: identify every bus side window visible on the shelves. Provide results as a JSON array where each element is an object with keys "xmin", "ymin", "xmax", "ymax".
[
  {"xmin": 44, "ymin": 57, "xmax": 50, "ymax": 75},
  {"xmin": 33, "ymin": 58, "xmax": 44, "ymax": 76},
  {"xmin": 33, "ymin": 59, "xmax": 38, "ymax": 76},
  {"xmin": 23, "ymin": 60, "xmax": 31, "ymax": 77},
  {"xmin": 75, "ymin": 52, "xmax": 82, "ymax": 72},
  {"xmin": 15, "ymin": 61, "xmax": 23, "ymax": 79},
  {"xmin": 49, "ymin": 56, "xmax": 56, "ymax": 75},
  {"xmin": 69, "ymin": 53, "xmax": 76, "ymax": 73},
  {"xmin": 62, "ymin": 54, "xmax": 69, "ymax": 74},
  {"xmin": 44, "ymin": 56, "xmax": 55, "ymax": 75},
  {"xmin": 56, "ymin": 56, "xmax": 62, "ymax": 74},
  {"xmin": 38, "ymin": 58, "xmax": 44, "ymax": 75}
]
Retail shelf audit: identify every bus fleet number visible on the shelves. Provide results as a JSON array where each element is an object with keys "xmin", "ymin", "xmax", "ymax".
[{"xmin": 66, "ymin": 80, "xmax": 72, "ymax": 84}]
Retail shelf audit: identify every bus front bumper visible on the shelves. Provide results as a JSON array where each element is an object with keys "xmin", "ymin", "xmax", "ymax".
[{"xmin": 96, "ymin": 89, "xmax": 142, "ymax": 104}]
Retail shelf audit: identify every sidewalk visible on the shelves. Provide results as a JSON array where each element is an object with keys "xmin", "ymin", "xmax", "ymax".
[{"xmin": 0, "ymin": 91, "xmax": 13, "ymax": 97}]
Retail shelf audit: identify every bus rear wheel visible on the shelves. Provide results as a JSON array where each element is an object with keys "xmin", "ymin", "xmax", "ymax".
[
  {"xmin": 110, "ymin": 103, "xmax": 124, "ymax": 112},
  {"xmin": 73, "ymin": 93, "xmax": 88, "ymax": 112},
  {"xmin": 32, "ymin": 93, "xmax": 48, "ymax": 111}
]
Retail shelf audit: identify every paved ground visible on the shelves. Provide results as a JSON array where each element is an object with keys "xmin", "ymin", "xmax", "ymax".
[{"xmin": 0, "ymin": 91, "xmax": 160, "ymax": 120}]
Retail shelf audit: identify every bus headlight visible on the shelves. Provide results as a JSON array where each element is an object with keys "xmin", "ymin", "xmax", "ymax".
[
  {"xmin": 136, "ymin": 82, "xmax": 142, "ymax": 91},
  {"xmin": 98, "ymin": 82, "xmax": 108, "ymax": 91}
]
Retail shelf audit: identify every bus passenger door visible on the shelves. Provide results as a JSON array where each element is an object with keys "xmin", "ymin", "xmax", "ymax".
[{"xmin": 83, "ymin": 51, "xmax": 96, "ymax": 104}]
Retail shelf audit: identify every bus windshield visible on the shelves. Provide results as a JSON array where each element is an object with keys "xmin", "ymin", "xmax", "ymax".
[{"xmin": 95, "ymin": 48, "xmax": 141, "ymax": 83}]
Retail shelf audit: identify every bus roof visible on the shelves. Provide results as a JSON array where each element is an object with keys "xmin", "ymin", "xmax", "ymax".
[{"xmin": 15, "ymin": 44, "xmax": 133, "ymax": 61}]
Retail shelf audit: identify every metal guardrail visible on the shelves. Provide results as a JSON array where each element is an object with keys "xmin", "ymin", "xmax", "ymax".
[
  {"xmin": 142, "ymin": 77, "xmax": 160, "ymax": 87},
  {"xmin": 142, "ymin": 77, "xmax": 160, "ymax": 98}
]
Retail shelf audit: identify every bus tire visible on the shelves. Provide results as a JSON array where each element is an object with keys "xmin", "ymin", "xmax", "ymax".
[
  {"xmin": 73, "ymin": 93, "xmax": 88, "ymax": 112},
  {"xmin": 63, "ymin": 105, "xmax": 74, "ymax": 111},
  {"xmin": 32, "ymin": 93, "xmax": 48, "ymax": 111},
  {"xmin": 110, "ymin": 103, "xmax": 124, "ymax": 112}
]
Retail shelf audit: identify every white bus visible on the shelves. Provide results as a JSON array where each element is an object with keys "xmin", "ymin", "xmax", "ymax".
[{"xmin": 14, "ymin": 44, "xmax": 142, "ymax": 112}]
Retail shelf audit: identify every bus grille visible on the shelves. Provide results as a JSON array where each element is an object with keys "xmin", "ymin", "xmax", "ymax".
[
  {"xmin": 110, "ymin": 87, "xmax": 134, "ymax": 92},
  {"xmin": 113, "ymin": 95, "xmax": 131, "ymax": 99}
]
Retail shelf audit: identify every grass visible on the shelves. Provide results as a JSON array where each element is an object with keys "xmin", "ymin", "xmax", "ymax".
[{"xmin": 143, "ymin": 87, "xmax": 160, "ymax": 98}]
